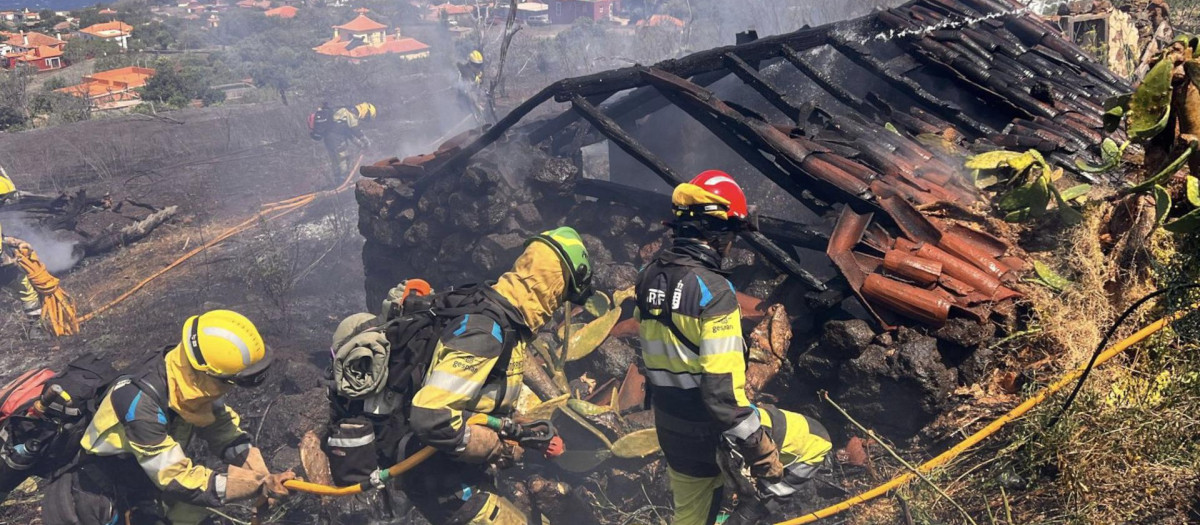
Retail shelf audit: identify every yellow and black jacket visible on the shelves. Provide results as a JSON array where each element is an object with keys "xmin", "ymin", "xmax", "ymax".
[
  {"xmin": 757, "ymin": 404, "xmax": 832, "ymax": 497},
  {"xmin": 80, "ymin": 348, "xmax": 251, "ymax": 507},
  {"xmin": 409, "ymin": 241, "xmax": 564, "ymax": 457},
  {"xmin": 635, "ymin": 238, "xmax": 759, "ymax": 442}
]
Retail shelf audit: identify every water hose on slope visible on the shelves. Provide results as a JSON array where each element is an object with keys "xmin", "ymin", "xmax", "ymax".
[{"xmin": 775, "ymin": 300, "xmax": 1197, "ymax": 525}]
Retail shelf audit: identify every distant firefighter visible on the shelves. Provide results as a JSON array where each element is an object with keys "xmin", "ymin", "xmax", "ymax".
[
  {"xmin": 309, "ymin": 101, "xmax": 376, "ymax": 185},
  {"xmin": 0, "ymin": 222, "xmax": 76, "ymax": 336},
  {"xmin": 457, "ymin": 50, "xmax": 488, "ymax": 124}
]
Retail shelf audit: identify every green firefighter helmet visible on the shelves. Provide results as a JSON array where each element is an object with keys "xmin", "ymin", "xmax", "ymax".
[{"xmin": 527, "ymin": 226, "xmax": 593, "ymax": 305}]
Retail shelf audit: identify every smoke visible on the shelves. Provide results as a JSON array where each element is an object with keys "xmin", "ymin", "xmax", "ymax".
[{"xmin": 0, "ymin": 212, "xmax": 82, "ymax": 274}]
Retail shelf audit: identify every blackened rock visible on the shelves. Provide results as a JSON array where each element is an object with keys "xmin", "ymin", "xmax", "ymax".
[
  {"xmin": 836, "ymin": 328, "xmax": 957, "ymax": 441},
  {"xmin": 582, "ymin": 234, "xmax": 613, "ymax": 266},
  {"xmin": 959, "ymin": 346, "xmax": 994, "ymax": 387},
  {"xmin": 514, "ymin": 203, "xmax": 542, "ymax": 229},
  {"xmin": 821, "ymin": 319, "xmax": 875, "ymax": 359},
  {"xmin": 934, "ymin": 318, "xmax": 996, "ymax": 361},
  {"xmin": 617, "ymin": 241, "xmax": 640, "ymax": 264},
  {"xmin": 588, "ymin": 337, "xmax": 637, "ymax": 380},
  {"xmin": 744, "ymin": 274, "xmax": 787, "ymax": 302},
  {"xmin": 475, "ymin": 233, "xmax": 526, "ymax": 274},
  {"xmin": 404, "ymin": 220, "xmax": 433, "ymax": 246},
  {"xmin": 531, "ymin": 157, "xmax": 578, "ymax": 188},
  {"xmin": 595, "ymin": 263, "xmax": 637, "ymax": 293},
  {"xmin": 722, "ymin": 247, "xmax": 756, "ymax": 270},
  {"xmin": 792, "ymin": 340, "xmax": 841, "ymax": 387}
]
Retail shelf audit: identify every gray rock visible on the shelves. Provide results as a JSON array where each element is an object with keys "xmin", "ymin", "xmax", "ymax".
[{"xmin": 595, "ymin": 263, "xmax": 637, "ymax": 293}]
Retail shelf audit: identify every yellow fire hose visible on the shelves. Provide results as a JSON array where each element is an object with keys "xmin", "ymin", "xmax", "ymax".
[
  {"xmin": 280, "ymin": 413, "xmax": 489, "ymax": 496},
  {"xmin": 776, "ymin": 306, "xmax": 1195, "ymax": 525}
]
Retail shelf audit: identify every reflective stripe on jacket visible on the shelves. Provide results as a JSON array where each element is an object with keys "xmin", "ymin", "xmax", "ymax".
[{"xmin": 758, "ymin": 404, "xmax": 833, "ymax": 498}]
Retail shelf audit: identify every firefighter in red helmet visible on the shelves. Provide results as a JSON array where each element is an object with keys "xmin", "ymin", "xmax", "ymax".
[{"xmin": 634, "ymin": 171, "xmax": 782, "ymax": 524}]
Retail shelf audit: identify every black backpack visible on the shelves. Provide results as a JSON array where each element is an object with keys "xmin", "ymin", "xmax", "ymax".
[
  {"xmin": 325, "ymin": 284, "xmax": 524, "ymax": 483},
  {"xmin": 0, "ymin": 353, "xmax": 121, "ymax": 501},
  {"xmin": 309, "ymin": 107, "xmax": 332, "ymax": 141}
]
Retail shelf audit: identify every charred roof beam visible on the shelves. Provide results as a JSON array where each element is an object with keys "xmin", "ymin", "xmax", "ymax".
[
  {"xmin": 568, "ymin": 94, "xmax": 828, "ymax": 292},
  {"xmin": 721, "ymin": 52, "xmax": 805, "ymax": 124}
]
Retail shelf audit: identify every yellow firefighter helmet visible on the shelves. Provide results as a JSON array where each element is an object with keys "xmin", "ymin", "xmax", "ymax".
[
  {"xmin": 181, "ymin": 310, "xmax": 272, "ymax": 386},
  {"xmin": 468, "ymin": 50, "xmax": 484, "ymax": 65},
  {"xmin": 0, "ymin": 167, "xmax": 15, "ymax": 197}
]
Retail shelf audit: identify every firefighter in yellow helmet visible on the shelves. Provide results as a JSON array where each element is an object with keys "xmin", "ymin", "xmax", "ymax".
[
  {"xmin": 397, "ymin": 227, "xmax": 592, "ymax": 524},
  {"xmin": 0, "ymin": 221, "xmax": 46, "ymax": 330},
  {"xmin": 44, "ymin": 310, "xmax": 295, "ymax": 525},
  {"xmin": 0, "ymin": 165, "xmax": 18, "ymax": 204},
  {"xmin": 456, "ymin": 50, "xmax": 487, "ymax": 123},
  {"xmin": 309, "ymin": 101, "xmax": 376, "ymax": 185},
  {"xmin": 635, "ymin": 171, "xmax": 784, "ymax": 525}
]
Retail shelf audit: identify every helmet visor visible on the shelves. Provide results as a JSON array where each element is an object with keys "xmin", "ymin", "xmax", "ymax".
[{"xmin": 213, "ymin": 345, "xmax": 273, "ymax": 387}]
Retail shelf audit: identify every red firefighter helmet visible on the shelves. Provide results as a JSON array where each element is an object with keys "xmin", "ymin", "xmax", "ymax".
[
  {"xmin": 689, "ymin": 170, "xmax": 749, "ymax": 219},
  {"xmin": 307, "ymin": 112, "xmax": 315, "ymax": 131}
]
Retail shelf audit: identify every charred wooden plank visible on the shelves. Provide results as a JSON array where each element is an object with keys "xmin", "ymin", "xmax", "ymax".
[
  {"xmin": 722, "ymin": 52, "xmax": 804, "ymax": 123},
  {"xmin": 780, "ymin": 45, "xmax": 876, "ymax": 118}
]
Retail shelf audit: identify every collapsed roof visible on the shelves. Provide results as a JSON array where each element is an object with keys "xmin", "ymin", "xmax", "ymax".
[{"xmin": 361, "ymin": 0, "xmax": 1128, "ymax": 329}]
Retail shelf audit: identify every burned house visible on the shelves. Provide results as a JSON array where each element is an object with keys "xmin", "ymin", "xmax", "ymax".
[{"xmin": 355, "ymin": 0, "xmax": 1127, "ymax": 437}]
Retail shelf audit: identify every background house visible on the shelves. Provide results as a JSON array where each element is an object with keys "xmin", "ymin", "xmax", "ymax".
[
  {"xmin": 78, "ymin": 21, "xmax": 134, "ymax": 50},
  {"xmin": 549, "ymin": 0, "xmax": 616, "ymax": 24},
  {"xmin": 57, "ymin": 66, "xmax": 156, "ymax": 109},
  {"xmin": 313, "ymin": 12, "xmax": 430, "ymax": 61}
]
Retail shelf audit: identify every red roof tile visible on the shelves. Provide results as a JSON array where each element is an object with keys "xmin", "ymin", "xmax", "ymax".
[
  {"xmin": 333, "ymin": 14, "xmax": 387, "ymax": 33},
  {"xmin": 79, "ymin": 21, "xmax": 133, "ymax": 38},
  {"xmin": 265, "ymin": 5, "xmax": 298, "ymax": 18},
  {"xmin": 314, "ymin": 34, "xmax": 429, "ymax": 58}
]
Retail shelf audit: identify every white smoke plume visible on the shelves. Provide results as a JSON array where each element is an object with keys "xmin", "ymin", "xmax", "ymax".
[{"xmin": 0, "ymin": 212, "xmax": 83, "ymax": 274}]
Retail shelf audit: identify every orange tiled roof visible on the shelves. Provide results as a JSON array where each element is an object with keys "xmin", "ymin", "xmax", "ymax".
[
  {"xmin": 265, "ymin": 5, "xmax": 298, "ymax": 18},
  {"xmin": 313, "ymin": 34, "xmax": 429, "ymax": 58},
  {"xmin": 333, "ymin": 14, "xmax": 386, "ymax": 33},
  {"xmin": 10, "ymin": 44, "xmax": 62, "ymax": 62},
  {"xmin": 1, "ymin": 31, "xmax": 66, "ymax": 48},
  {"xmin": 57, "ymin": 66, "xmax": 156, "ymax": 99},
  {"xmin": 430, "ymin": 3, "xmax": 473, "ymax": 16},
  {"xmin": 79, "ymin": 21, "xmax": 133, "ymax": 38},
  {"xmin": 637, "ymin": 14, "xmax": 685, "ymax": 28}
]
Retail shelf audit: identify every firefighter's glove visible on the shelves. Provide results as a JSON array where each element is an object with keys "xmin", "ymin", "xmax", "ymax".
[
  {"xmin": 264, "ymin": 471, "xmax": 296, "ymax": 499},
  {"xmin": 459, "ymin": 424, "xmax": 524, "ymax": 468},
  {"xmin": 224, "ymin": 465, "xmax": 267, "ymax": 503},
  {"xmin": 740, "ymin": 429, "xmax": 784, "ymax": 482},
  {"xmin": 241, "ymin": 446, "xmax": 270, "ymax": 477}
]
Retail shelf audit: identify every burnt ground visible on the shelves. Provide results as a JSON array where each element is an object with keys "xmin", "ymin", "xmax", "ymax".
[{"xmin": 0, "ymin": 85, "xmax": 467, "ymax": 523}]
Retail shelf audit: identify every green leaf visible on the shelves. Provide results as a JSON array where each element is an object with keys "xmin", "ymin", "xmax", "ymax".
[
  {"xmin": 1188, "ymin": 176, "xmax": 1200, "ymax": 206},
  {"xmin": 1164, "ymin": 207, "xmax": 1200, "ymax": 233},
  {"xmin": 557, "ymin": 322, "xmax": 585, "ymax": 342},
  {"xmin": 1075, "ymin": 139, "xmax": 1126, "ymax": 173},
  {"xmin": 884, "ymin": 122, "xmax": 901, "ymax": 135},
  {"xmin": 1128, "ymin": 58, "xmax": 1174, "ymax": 141},
  {"xmin": 1050, "ymin": 185, "xmax": 1083, "ymax": 225},
  {"xmin": 1059, "ymin": 184, "xmax": 1092, "ymax": 201},
  {"xmin": 523, "ymin": 394, "xmax": 570, "ymax": 421},
  {"xmin": 553, "ymin": 449, "xmax": 613, "ymax": 472},
  {"xmin": 1008, "ymin": 151, "xmax": 1039, "ymax": 173},
  {"xmin": 975, "ymin": 174, "xmax": 1000, "ymax": 188},
  {"xmin": 1103, "ymin": 93, "xmax": 1132, "ymax": 135},
  {"xmin": 1032, "ymin": 260, "xmax": 1071, "ymax": 292},
  {"xmin": 584, "ymin": 292, "xmax": 610, "ymax": 317},
  {"xmin": 1029, "ymin": 176, "xmax": 1052, "ymax": 217},
  {"xmin": 1154, "ymin": 185, "xmax": 1172, "ymax": 225},
  {"xmin": 566, "ymin": 398, "xmax": 612, "ymax": 416},
  {"xmin": 560, "ymin": 406, "xmax": 614, "ymax": 448},
  {"xmin": 566, "ymin": 307, "xmax": 621, "ymax": 362},
  {"xmin": 610, "ymin": 428, "xmax": 662, "ymax": 458},
  {"xmin": 965, "ymin": 150, "xmax": 1026, "ymax": 170},
  {"xmin": 612, "ymin": 286, "xmax": 636, "ymax": 307},
  {"xmin": 1003, "ymin": 208, "xmax": 1031, "ymax": 222},
  {"xmin": 1128, "ymin": 141, "xmax": 1196, "ymax": 193}
]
